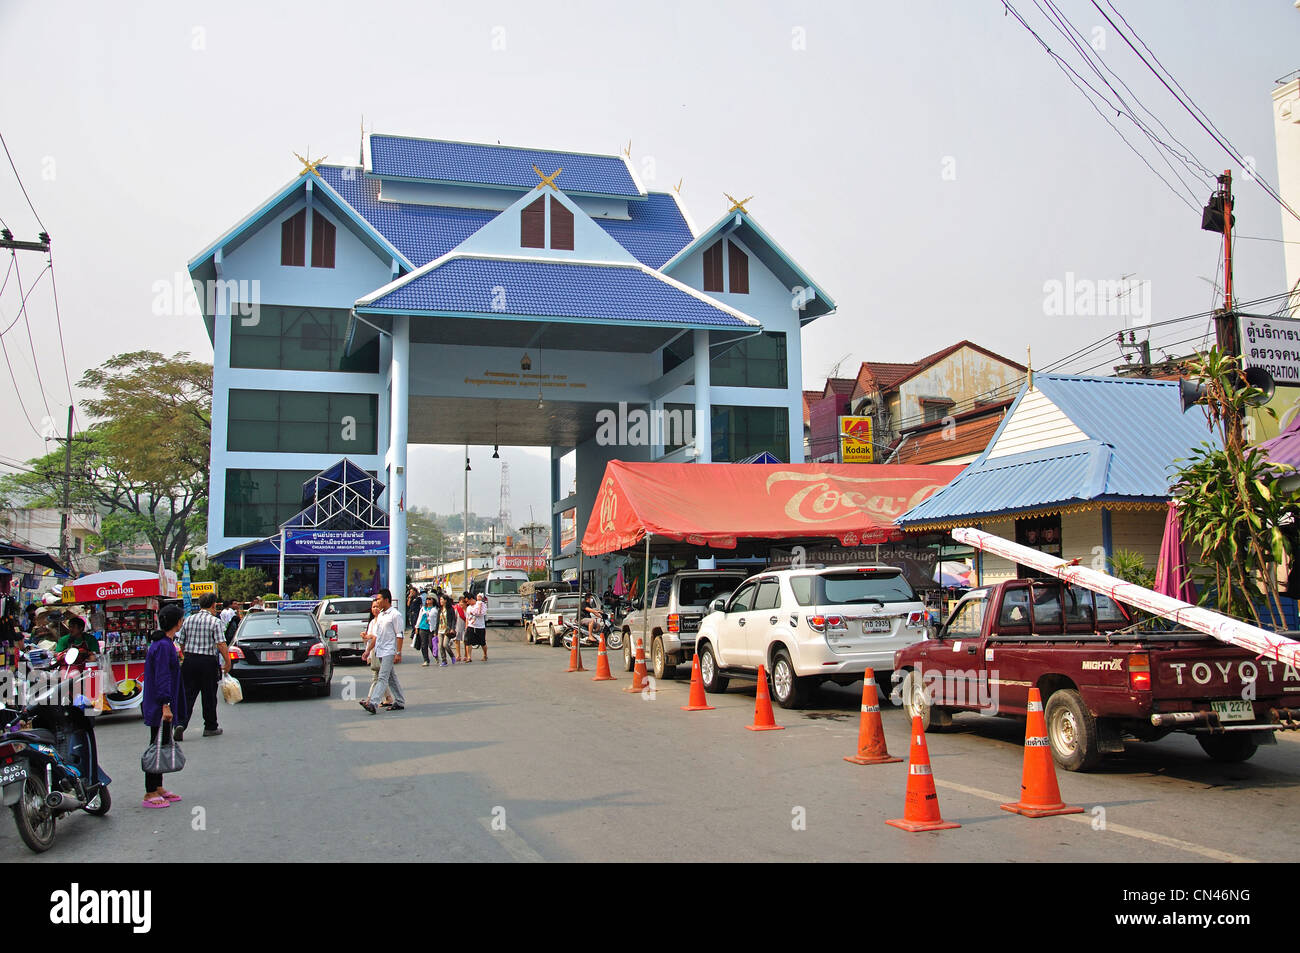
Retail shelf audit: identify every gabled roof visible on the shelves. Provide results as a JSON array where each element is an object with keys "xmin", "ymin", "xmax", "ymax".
[
  {"xmin": 898, "ymin": 374, "xmax": 1216, "ymax": 528},
  {"xmin": 660, "ymin": 208, "xmax": 835, "ymax": 321},
  {"xmin": 822, "ymin": 377, "xmax": 857, "ymax": 400},
  {"xmin": 853, "ymin": 341, "xmax": 1026, "ymax": 398},
  {"xmin": 368, "ymin": 134, "xmax": 645, "ymax": 199},
  {"xmin": 356, "ymin": 253, "xmax": 760, "ymax": 331},
  {"xmin": 890, "ymin": 410, "xmax": 1007, "ymax": 465},
  {"xmin": 318, "ymin": 165, "xmax": 692, "ymax": 269}
]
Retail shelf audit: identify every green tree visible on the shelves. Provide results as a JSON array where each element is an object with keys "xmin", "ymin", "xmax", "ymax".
[
  {"xmin": 0, "ymin": 351, "xmax": 211, "ymax": 567},
  {"xmin": 407, "ymin": 506, "xmax": 446, "ymax": 556},
  {"xmin": 1172, "ymin": 348, "xmax": 1296, "ymax": 628}
]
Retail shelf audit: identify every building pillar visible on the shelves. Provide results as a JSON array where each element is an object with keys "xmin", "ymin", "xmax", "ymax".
[
  {"xmin": 387, "ymin": 315, "xmax": 409, "ymax": 599},
  {"xmin": 693, "ymin": 330, "xmax": 711, "ymax": 463},
  {"xmin": 550, "ymin": 451, "xmax": 562, "ymax": 581}
]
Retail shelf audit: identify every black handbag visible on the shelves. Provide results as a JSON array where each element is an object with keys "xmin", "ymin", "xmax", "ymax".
[{"xmin": 141, "ymin": 722, "xmax": 186, "ymax": 774}]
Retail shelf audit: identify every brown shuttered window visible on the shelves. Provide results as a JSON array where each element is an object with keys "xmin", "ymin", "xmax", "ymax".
[
  {"xmin": 728, "ymin": 240, "xmax": 749, "ymax": 294},
  {"xmin": 703, "ymin": 240, "xmax": 724, "ymax": 292},
  {"xmin": 311, "ymin": 210, "xmax": 336, "ymax": 268},
  {"xmin": 281, "ymin": 210, "xmax": 306, "ymax": 266},
  {"xmin": 549, "ymin": 196, "xmax": 574, "ymax": 250},
  {"xmin": 521, "ymin": 196, "xmax": 546, "ymax": 248}
]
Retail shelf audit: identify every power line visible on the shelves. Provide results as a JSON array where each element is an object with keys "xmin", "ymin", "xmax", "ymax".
[
  {"xmin": 0, "ymin": 130, "xmax": 47, "ymax": 233},
  {"xmin": 46, "ymin": 254, "xmax": 75, "ymax": 414},
  {"xmin": 0, "ymin": 332, "xmax": 42, "ymax": 439},
  {"xmin": 0, "ymin": 258, "xmax": 50, "ymax": 337},
  {"xmin": 10, "ymin": 252, "xmax": 55, "ymax": 425}
]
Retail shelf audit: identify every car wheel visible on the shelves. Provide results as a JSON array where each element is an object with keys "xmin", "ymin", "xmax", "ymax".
[
  {"xmin": 549, "ymin": 625, "xmax": 561, "ymax": 648},
  {"xmin": 13, "ymin": 773, "xmax": 56, "ymax": 853},
  {"xmin": 900, "ymin": 669, "xmax": 951, "ymax": 733},
  {"xmin": 622, "ymin": 636, "xmax": 635, "ymax": 672},
  {"xmin": 1197, "ymin": 733, "xmax": 1259, "ymax": 763},
  {"xmin": 651, "ymin": 637, "xmax": 671, "ymax": 680},
  {"xmin": 699, "ymin": 643, "xmax": 728, "ymax": 694},
  {"xmin": 1044, "ymin": 688, "xmax": 1101, "ymax": 772},
  {"xmin": 770, "ymin": 648, "xmax": 811, "ymax": 710},
  {"xmin": 84, "ymin": 784, "xmax": 111, "ymax": 817}
]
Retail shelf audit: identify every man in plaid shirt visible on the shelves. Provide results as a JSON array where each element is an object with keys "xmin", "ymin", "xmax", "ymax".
[{"xmin": 175, "ymin": 592, "xmax": 232, "ymax": 740}]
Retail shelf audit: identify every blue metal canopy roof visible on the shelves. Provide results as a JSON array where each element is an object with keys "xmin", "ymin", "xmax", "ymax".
[
  {"xmin": 369, "ymin": 135, "xmax": 644, "ymax": 199},
  {"xmin": 357, "ymin": 255, "xmax": 759, "ymax": 329},
  {"xmin": 317, "ymin": 166, "xmax": 691, "ymax": 270},
  {"xmin": 898, "ymin": 374, "xmax": 1216, "ymax": 528}
]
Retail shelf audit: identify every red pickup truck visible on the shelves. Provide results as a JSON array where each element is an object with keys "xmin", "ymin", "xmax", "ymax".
[{"xmin": 892, "ymin": 578, "xmax": 1300, "ymax": 770}]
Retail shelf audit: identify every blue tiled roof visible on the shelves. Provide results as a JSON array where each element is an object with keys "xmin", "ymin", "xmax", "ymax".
[
  {"xmin": 899, "ymin": 374, "xmax": 1217, "ymax": 527},
  {"xmin": 316, "ymin": 167, "xmax": 691, "ymax": 269},
  {"xmin": 359, "ymin": 256, "xmax": 755, "ymax": 328},
  {"xmin": 369, "ymin": 136, "xmax": 644, "ymax": 198}
]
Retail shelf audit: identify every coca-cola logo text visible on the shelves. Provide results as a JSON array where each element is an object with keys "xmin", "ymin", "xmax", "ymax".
[{"xmin": 764, "ymin": 471, "xmax": 947, "ymax": 524}]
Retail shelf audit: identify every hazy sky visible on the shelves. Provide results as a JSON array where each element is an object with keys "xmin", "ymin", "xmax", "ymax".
[{"xmin": 1, "ymin": 0, "xmax": 1297, "ymax": 529}]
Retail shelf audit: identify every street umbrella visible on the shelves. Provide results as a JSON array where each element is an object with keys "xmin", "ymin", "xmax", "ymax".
[
  {"xmin": 612, "ymin": 566, "xmax": 627, "ymax": 597},
  {"xmin": 933, "ymin": 560, "xmax": 974, "ymax": 588},
  {"xmin": 1154, "ymin": 500, "xmax": 1197, "ymax": 603}
]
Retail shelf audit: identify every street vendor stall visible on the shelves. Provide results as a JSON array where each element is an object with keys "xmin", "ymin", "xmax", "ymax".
[{"xmin": 60, "ymin": 569, "xmax": 178, "ymax": 714}]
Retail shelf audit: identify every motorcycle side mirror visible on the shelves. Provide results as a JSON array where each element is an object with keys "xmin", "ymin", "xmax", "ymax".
[{"xmin": 64, "ymin": 646, "xmax": 79, "ymax": 665}]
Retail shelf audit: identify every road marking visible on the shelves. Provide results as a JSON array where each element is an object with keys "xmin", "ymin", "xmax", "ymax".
[
  {"xmin": 933, "ymin": 779, "xmax": 1257, "ymax": 863},
  {"xmin": 477, "ymin": 816, "xmax": 545, "ymax": 863}
]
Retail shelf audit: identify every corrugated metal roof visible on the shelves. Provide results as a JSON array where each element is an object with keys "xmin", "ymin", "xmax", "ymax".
[
  {"xmin": 359, "ymin": 256, "xmax": 756, "ymax": 328},
  {"xmin": 1261, "ymin": 415, "xmax": 1300, "ymax": 468},
  {"xmin": 317, "ymin": 166, "xmax": 690, "ymax": 269},
  {"xmin": 369, "ymin": 135, "xmax": 644, "ymax": 198},
  {"xmin": 899, "ymin": 374, "xmax": 1217, "ymax": 527}
]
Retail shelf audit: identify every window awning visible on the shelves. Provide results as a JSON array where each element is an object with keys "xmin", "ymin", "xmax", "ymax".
[{"xmin": 580, "ymin": 462, "xmax": 964, "ymax": 556}]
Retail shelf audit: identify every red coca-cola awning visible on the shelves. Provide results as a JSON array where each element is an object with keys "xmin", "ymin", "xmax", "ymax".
[{"xmin": 581, "ymin": 462, "xmax": 964, "ymax": 555}]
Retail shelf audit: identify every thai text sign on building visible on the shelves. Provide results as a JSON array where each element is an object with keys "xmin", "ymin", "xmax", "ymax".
[
  {"xmin": 284, "ymin": 530, "xmax": 389, "ymax": 556},
  {"xmin": 1240, "ymin": 315, "xmax": 1300, "ymax": 385}
]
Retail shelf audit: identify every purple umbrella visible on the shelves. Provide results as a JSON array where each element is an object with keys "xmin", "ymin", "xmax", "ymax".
[{"xmin": 1154, "ymin": 500, "xmax": 1196, "ymax": 602}]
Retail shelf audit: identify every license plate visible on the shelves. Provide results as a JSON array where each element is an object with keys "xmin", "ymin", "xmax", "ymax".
[
  {"xmin": 261, "ymin": 650, "xmax": 292, "ymax": 663},
  {"xmin": 1, "ymin": 761, "xmax": 27, "ymax": 785},
  {"xmin": 861, "ymin": 619, "xmax": 891, "ymax": 634},
  {"xmin": 1211, "ymin": 700, "xmax": 1254, "ymax": 723}
]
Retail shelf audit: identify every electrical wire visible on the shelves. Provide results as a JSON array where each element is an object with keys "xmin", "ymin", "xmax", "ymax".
[
  {"xmin": 0, "ymin": 130, "xmax": 47, "ymax": 234},
  {"xmin": 0, "ymin": 332, "xmax": 42, "ymax": 439},
  {"xmin": 10, "ymin": 252, "xmax": 55, "ymax": 425},
  {"xmin": 0, "ymin": 260, "xmax": 50, "ymax": 337},
  {"xmin": 45, "ymin": 254, "xmax": 75, "ymax": 416}
]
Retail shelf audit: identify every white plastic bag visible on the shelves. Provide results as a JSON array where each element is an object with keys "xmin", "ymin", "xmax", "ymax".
[{"xmin": 220, "ymin": 672, "xmax": 243, "ymax": 705}]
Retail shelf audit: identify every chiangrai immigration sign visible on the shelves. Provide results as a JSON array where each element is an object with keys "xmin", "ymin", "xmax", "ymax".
[
  {"xmin": 1240, "ymin": 314, "xmax": 1300, "ymax": 385},
  {"xmin": 283, "ymin": 530, "xmax": 389, "ymax": 556}
]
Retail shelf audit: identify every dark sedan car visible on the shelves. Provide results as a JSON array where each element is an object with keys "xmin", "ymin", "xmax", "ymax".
[{"xmin": 228, "ymin": 611, "xmax": 333, "ymax": 697}]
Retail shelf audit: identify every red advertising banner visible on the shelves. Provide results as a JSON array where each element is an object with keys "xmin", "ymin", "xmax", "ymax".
[
  {"xmin": 581, "ymin": 462, "xmax": 964, "ymax": 555},
  {"xmin": 494, "ymin": 555, "xmax": 548, "ymax": 570}
]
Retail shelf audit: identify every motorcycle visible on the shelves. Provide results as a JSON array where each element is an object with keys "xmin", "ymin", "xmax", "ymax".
[
  {"xmin": 1, "ymin": 647, "xmax": 113, "ymax": 853},
  {"xmin": 560, "ymin": 611, "xmax": 622, "ymax": 652}
]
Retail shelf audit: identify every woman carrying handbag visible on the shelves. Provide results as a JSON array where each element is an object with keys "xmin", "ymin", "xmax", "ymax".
[{"xmin": 141, "ymin": 603, "xmax": 187, "ymax": 809}]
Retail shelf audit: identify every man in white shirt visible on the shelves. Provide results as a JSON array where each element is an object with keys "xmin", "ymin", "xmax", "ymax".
[{"xmin": 360, "ymin": 588, "xmax": 405, "ymax": 714}]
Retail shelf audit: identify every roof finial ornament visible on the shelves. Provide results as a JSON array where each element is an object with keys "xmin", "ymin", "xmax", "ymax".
[
  {"xmin": 1027, "ymin": 347, "xmax": 1034, "ymax": 390},
  {"xmin": 672, "ymin": 177, "xmax": 684, "ymax": 195},
  {"xmin": 622, "ymin": 139, "xmax": 632, "ymax": 159},
  {"xmin": 358, "ymin": 115, "xmax": 365, "ymax": 167},
  {"xmin": 533, "ymin": 165, "xmax": 562, "ymax": 190},
  {"xmin": 294, "ymin": 149, "xmax": 326, "ymax": 176},
  {"xmin": 724, "ymin": 192, "xmax": 753, "ymax": 214}
]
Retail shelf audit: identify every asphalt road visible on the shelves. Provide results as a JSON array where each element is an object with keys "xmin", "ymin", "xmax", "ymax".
[{"xmin": 5, "ymin": 629, "xmax": 1297, "ymax": 863}]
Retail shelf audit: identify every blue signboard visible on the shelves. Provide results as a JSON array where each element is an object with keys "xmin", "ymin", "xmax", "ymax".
[
  {"xmin": 284, "ymin": 530, "xmax": 388, "ymax": 556},
  {"xmin": 181, "ymin": 562, "xmax": 193, "ymax": 615},
  {"xmin": 275, "ymin": 600, "xmax": 321, "ymax": 613}
]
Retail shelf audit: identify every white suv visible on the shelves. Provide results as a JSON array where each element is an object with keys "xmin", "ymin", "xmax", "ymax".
[{"xmin": 694, "ymin": 565, "xmax": 929, "ymax": 709}]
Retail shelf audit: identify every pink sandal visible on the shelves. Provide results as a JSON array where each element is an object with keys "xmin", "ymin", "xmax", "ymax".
[
  {"xmin": 142, "ymin": 796, "xmax": 169, "ymax": 809},
  {"xmin": 160, "ymin": 790, "xmax": 183, "ymax": 802}
]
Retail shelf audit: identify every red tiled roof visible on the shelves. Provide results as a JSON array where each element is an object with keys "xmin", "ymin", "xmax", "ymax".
[{"xmin": 892, "ymin": 412, "xmax": 1006, "ymax": 465}]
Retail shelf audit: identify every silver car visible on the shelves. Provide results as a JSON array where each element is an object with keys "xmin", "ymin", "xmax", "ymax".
[{"xmin": 313, "ymin": 597, "xmax": 374, "ymax": 658}]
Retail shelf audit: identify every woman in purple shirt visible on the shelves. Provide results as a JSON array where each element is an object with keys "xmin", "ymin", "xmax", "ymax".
[{"xmin": 141, "ymin": 603, "xmax": 187, "ymax": 809}]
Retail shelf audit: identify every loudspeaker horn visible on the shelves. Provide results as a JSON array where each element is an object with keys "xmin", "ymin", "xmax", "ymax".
[
  {"xmin": 1243, "ymin": 366, "xmax": 1275, "ymax": 407},
  {"xmin": 1179, "ymin": 379, "xmax": 1207, "ymax": 414}
]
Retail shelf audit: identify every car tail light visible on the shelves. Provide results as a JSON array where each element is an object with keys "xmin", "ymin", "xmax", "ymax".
[
  {"xmin": 328, "ymin": 624, "xmax": 338, "ymax": 642},
  {"xmin": 807, "ymin": 615, "xmax": 827, "ymax": 632},
  {"xmin": 667, "ymin": 613, "xmax": 680, "ymax": 633},
  {"xmin": 825, "ymin": 615, "xmax": 844, "ymax": 628},
  {"xmin": 906, "ymin": 611, "xmax": 926, "ymax": 627},
  {"xmin": 228, "ymin": 645, "xmax": 244, "ymax": 660},
  {"xmin": 308, "ymin": 643, "xmax": 326, "ymax": 658},
  {"xmin": 1129, "ymin": 653, "xmax": 1151, "ymax": 692},
  {"xmin": 855, "ymin": 567, "xmax": 877, "ymax": 572}
]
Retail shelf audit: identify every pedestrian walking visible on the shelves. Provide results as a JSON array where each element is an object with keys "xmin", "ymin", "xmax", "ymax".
[
  {"xmin": 360, "ymin": 588, "xmax": 405, "ymax": 714},
  {"xmin": 363, "ymin": 599, "xmax": 393, "ymax": 706},
  {"xmin": 175, "ymin": 593, "xmax": 232, "ymax": 741},
  {"xmin": 414, "ymin": 592, "xmax": 438, "ymax": 666},
  {"xmin": 454, "ymin": 594, "xmax": 469, "ymax": 662},
  {"xmin": 468, "ymin": 592, "xmax": 489, "ymax": 662},
  {"xmin": 218, "ymin": 599, "xmax": 237, "ymax": 631},
  {"xmin": 141, "ymin": 602, "xmax": 186, "ymax": 809},
  {"xmin": 405, "ymin": 586, "xmax": 421, "ymax": 636},
  {"xmin": 436, "ymin": 593, "xmax": 456, "ymax": 666}
]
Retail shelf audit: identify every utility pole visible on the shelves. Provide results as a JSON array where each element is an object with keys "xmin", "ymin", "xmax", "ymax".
[
  {"xmin": 0, "ymin": 229, "xmax": 50, "ymax": 254},
  {"xmin": 463, "ymin": 444, "xmax": 470, "ymax": 593},
  {"xmin": 58, "ymin": 405, "xmax": 73, "ymax": 568},
  {"xmin": 1212, "ymin": 170, "xmax": 1237, "ymax": 357}
]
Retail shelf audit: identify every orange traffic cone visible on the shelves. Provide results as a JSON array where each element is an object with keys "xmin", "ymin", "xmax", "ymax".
[
  {"xmin": 565, "ymin": 623, "xmax": 586, "ymax": 673},
  {"xmin": 886, "ymin": 715, "xmax": 961, "ymax": 832},
  {"xmin": 1000, "ymin": 688, "xmax": 1084, "ymax": 818},
  {"xmin": 592, "ymin": 633, "xmax": 617, "ymax": 681},
  {"xmin": 680, "ymin": 652, "xmax": 714, "ymax": 711},
  {"xmin": 624, "ymin": 638, "xmax": 648, "ymax": 693},
  {"xmin": 746, "ymin": 664, "xmax": 784, "ymax": 731},
  {"xmin": 844, "ymin": 669, "xmax": 902, "ymax": 765}
]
